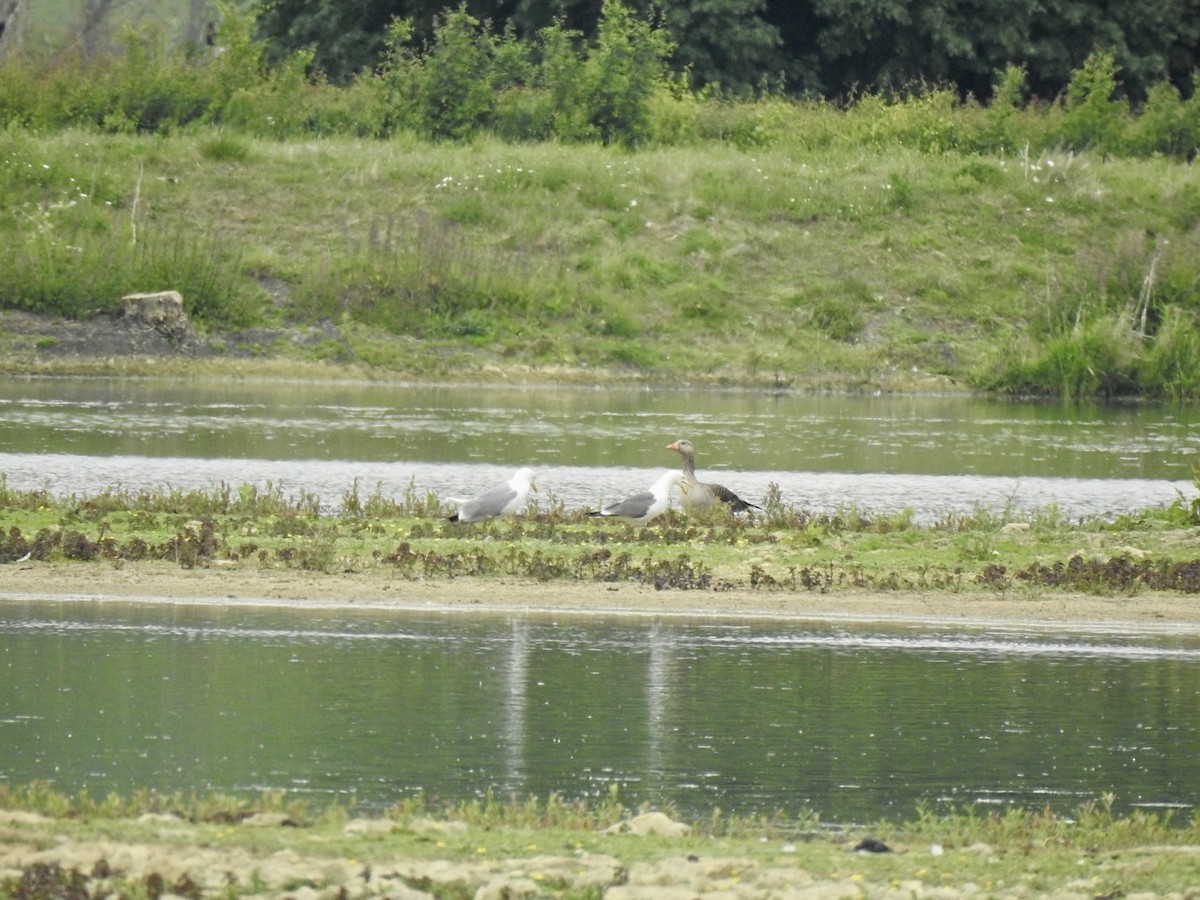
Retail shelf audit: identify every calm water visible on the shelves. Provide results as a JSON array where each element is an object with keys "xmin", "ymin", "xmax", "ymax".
[
  {"xmin": 2, "ymin": 601, "xmax": 1198, "ymax": 823},
  {"xmin": 3, "ymin": 378, "xmax": 1199, "ymax": 822},
  {"xmin": 0, "ymin": 376, "xmax": 1196, "ymax": 521}
]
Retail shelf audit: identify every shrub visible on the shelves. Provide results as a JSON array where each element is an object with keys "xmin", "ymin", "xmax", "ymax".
[
  {"xmin": 420, "ymin": 8, "xmax": 498, "ymax": 140},
  {"xmin": 581, "ymin": 0, "xmax": 674, "ymax": 146},
  {"xmin": 1128, "ymin": 79, "xmax": 1200, "ymax": 159},
  {"xmin": 1062, "ymin": 50, "xmax": 1128, "ymax": 154}
]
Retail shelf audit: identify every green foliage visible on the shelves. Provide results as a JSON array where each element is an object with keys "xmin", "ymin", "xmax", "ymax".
[
  {"xmin": 987, "ymin": 223, "xmax": 1200, "ymax": 399},
  {"xmin": 1062, "ymin": 50, "xmax": 1128, "ymax": 154},
  {"xmin": 367, "ymin": 1, "xmax": 672, "ymax": 146},
  {"xmin": 582, "ymin": 0, "xmax": 674, "ymax": 146},
  {"xmin": 419, "ymin": 7, "xmax": 499, "ymax": 141},
  {"xmin": 3, "ymin": 9, "xmax": 1200, "ymax": 157},
  {"xmin": 1129, "ymin": 77, "xmax": 1200, "ymax": 159}
]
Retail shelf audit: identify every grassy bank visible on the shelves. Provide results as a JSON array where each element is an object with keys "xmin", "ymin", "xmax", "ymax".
[
  {"xmin": 3, "ymin": 125, "xmax": 1200, "ymax": 396},
  {"xmin": 2, "ymin": 477, "xmax": 1199, "ymax": 596},
  {"xmin": 2, "ymin": 786, "xmax": 1199, "ymax": 899}
]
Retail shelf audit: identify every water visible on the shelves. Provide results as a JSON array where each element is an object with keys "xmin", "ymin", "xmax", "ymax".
[
  {"xmin": 0, "ymin": 376, "xmax": 1196, "ymax": 522},
  {"xmin": 2, "ymin": 601, "xmax": 1198, "ymax": 823},
  {"xmin": 2, "ymin": 377, "xmax": 1199, "ymax": 823}
]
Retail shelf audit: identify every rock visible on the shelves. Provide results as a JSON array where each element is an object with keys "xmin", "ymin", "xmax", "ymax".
[
  {"xmin": 408, "ymin": 818, "xmax": 469, "ymax": 836},
  {"xmin": 120, "ymin": 291, "xmax": 193, "ymax": 343},
  {"xmin": 604, "ymin": 812, "xmax": 691, "ymax": 837},
  {"xmin": 508, "ymin": 853, "xmax": 625, "ymax": 888},
  {"xmin": 343, "ymin": 817, "xmax": 397, "ymax": 835},
  {"xmin": 474, "ymin": 875, "xmax": 541, "ymax": 900}
]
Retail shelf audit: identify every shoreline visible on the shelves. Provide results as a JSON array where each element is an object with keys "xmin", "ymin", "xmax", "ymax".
[{"xmin": 4, "ymin": 561, "xmax": 1200, "ymax": 632}]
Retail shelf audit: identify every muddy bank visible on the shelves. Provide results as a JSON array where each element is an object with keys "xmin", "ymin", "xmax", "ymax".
[{"xmin": 3, "ymin": 561, "xmax": 1199, "ymax": 630}]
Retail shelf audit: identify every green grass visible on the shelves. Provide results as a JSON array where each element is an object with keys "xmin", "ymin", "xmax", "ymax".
[
  {"xmin": 2, "ymin": 785, "xmax": 1199, "ymax": 899},
  {"xmin": 3, "ymin": 477, "xmax": 1199, "ymax": 594},
  {"xmin": 3, "ymin": 129, "xmax": 1200, "ymax": 396}
]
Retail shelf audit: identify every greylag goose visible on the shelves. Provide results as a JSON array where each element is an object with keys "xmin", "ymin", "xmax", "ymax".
[
  {"xmin": 666, "ymin": 439, "xmax": 761, "ymax": 513},
  {"xmin": 588, "ymin": 470, "xmax": 683, "ymax": 523},
  {"xmin": 446, "ymin": 467, "xmax": 537, "ymax": 523}
]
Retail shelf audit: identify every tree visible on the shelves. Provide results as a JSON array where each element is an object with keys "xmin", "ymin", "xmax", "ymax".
[
  {"xmin": 781, "ymin": 0, "xmax": 1199, "ymax": 102},
  {"xmin": 651, "ymin": 0, "xmax": 784, "ymax": 95},
  {"xmin": 584, "ymin": 0, "xmax": 673, "ymax": 143},
  {"xmin": 254, "ymin": 0, "xmax": 1200, "ymax": 100}
]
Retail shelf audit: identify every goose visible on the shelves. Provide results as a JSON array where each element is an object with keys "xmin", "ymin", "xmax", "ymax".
[
  {"xmin": 446, "ymin": 467, "xmax": 537, "ymax": 523},
  {"xmin": 666, "ymin": 439, "xmax": 761, "ymax": 513},
  {"xmin": 588, "ymin": 470, "xmax": 683, "ymax": 523}
]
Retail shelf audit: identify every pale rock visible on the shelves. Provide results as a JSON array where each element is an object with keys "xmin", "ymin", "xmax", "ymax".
[
  {"xmin": 604, "ymin": 811, "xmax": 691, "ymax": 837},
  {"xmin": 408, "ymin": 817, "xmax": 469, "ymax": 836},
  {"xmin": 121, "ymin": 291, "xmax": 189, "ymax": 340},
  {"xmin": 343, "ymin": 817, "xmax": 397, "ymax": 835},
  {"xmin": 474, "ymin": 875, "xmax": 541, "ymax": 900},
  {"xmin": 507, "ymin": 853, "xmax": 625, "ymax": 888}
]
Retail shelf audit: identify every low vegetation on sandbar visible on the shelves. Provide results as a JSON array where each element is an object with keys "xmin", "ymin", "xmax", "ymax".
[{"xmin": 3, "ymin": 476, "xmax": 1199, "ymax": 596}]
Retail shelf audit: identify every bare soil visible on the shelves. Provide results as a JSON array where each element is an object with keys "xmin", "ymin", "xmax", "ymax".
[{"xmin": 3, "ymin": 560, "xmax": 1200, "ymax": 631}]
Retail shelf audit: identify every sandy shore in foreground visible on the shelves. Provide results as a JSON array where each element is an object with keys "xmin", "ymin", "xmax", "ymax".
[{"xmin": 2, "ymin": 561, "xmax": 1199, "ymax": 630}]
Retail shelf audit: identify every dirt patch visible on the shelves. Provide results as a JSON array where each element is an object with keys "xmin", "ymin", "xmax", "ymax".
[
  {"xmin": 0, "ymin": 309, "xmax": 351, "ymax": 364},
  {"xmin": 2, "ymin": 560, "xmax": 1199, "ymax": 630}
]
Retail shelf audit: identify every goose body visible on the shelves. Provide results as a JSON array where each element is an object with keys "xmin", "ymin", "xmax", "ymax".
[{"xmin": 666, "ymin": 439, "xmax": 761, "ymax": 513}]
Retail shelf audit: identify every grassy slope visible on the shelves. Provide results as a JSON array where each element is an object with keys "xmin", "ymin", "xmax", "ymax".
[{"xmin": 4, "ymin": 128, "xmax": 1199, "ymax": 389}]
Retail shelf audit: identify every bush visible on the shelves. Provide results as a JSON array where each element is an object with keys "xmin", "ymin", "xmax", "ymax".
[
  {"xmin": 1062, "ymin": 51, "xmax": 1128, "ymax": 154},
  {"xmin": 420, "ymin": 8, "xmax": 498, "ymax": 140},
  {"xmin": 582, "ymin": 0, "xmax": 674, "ymax": 146}
]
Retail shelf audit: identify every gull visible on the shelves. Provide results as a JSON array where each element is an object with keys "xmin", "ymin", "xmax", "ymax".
[
  {"xmin": 446, "ymin": 467, "xmax": 537, "ymax": 523},
  {"xmin": 666, "ymin": 438, "xmax": 761, "ymax": 513},
  {"xmin": 588, "ymin": 471, "xmax": 684, "ymax": 523}
]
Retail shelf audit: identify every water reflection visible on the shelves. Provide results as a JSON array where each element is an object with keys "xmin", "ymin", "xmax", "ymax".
[
  {"xmin": 2, "ymin": 602, "xmax": 1197, "ymax": 823},
  {"xmin": 0, "ymin": 377, "xmax": 1195, "ymax": 522}
]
